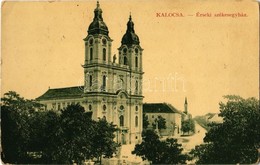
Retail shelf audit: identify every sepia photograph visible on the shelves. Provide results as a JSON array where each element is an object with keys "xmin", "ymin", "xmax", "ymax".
[{"xmin": 1, "ymin": 0, "xmax": 259, "ymax": 164}]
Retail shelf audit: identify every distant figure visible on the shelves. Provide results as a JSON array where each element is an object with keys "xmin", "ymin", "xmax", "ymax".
[{"xmin": 113, "ymin": 54, "xmax": 117, "ymax": 63}]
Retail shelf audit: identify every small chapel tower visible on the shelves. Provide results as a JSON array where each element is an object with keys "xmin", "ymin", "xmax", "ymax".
[{"xmin": 184, "ymin": 97, "xmax": 188, "ymax": 114}]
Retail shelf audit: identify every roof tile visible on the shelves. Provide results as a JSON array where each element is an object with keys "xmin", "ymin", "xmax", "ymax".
[
  {"xmin": 143, "ymin": 103, "xmax": 182, "ymax": 114},
  {"xmin": 36, "ymin": 86, "xmax": 84, "ymax": 100}
]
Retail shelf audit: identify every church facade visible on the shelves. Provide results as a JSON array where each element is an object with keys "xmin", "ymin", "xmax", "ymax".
[{"xmin": 37, "ymin": 2, "xmax": 144, "ymax": 145}]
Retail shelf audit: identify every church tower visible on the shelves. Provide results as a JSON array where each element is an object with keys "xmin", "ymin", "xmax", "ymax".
[
  {"xmin": 82, "ymin": 2, "xmax": 144, "ymax": 145},
  {"xmin": 184, "ymin": 97, "xmax": 188, "ymax": 114},
  {"xmin": 119, "ymin": 14, "xmax": 143, "ymax": 72}
]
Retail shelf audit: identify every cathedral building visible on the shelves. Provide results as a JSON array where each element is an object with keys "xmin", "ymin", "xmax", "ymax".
[{"xmin": 37, "ymin": 2, "xmax": 144, "ymax": 145}]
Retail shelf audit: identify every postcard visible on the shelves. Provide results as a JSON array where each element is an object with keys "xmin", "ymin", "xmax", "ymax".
[{"xmin": 1, "ymin": 0, "xmax": 259, "ymax": 164}]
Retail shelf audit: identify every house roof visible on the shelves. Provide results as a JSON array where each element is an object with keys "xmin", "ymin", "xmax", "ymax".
[
  {"xmin": 208, "ymin": 113, "xmax": 223, "ymax": 123},
  {"xmin": 36, "ymin": 86, "xmax": 84, "ymax": 100},
  {"xmin": 205, "ymin": 113, "xmax": 216, "ymax": 119},
  {"xmin": 143, "ymin": 103, "xmax": 182, "ymax": 114},
  {"xmin": 207, "ymin": 113, "xmax": 220, "ymax": 120}
]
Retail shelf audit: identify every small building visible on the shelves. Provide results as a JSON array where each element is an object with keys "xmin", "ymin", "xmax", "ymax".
[
  {"xmin": 207, "ymin": 113, "xmax": 223, "ymax": 123},
  {"xmin": 143, "ymin": 103, "xmax": 182, "ymax": 136}
]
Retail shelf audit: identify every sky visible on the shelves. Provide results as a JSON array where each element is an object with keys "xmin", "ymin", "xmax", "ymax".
[{"xmin": 2, "ymin": 0, "xmax": 259, "ymax": 116}]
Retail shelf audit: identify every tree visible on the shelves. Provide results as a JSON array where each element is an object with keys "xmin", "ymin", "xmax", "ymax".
[
  {"xmin": 132, "ymin": 130, "xmax": 189, "ymax": 164},
  {"xmin": 1, "ymin": 92, "xmax": 92, "ymax": 164},
  {"xmin": 160, "ymin": 138, "xmax": 190, "ymax": 164},
  {"xmin": 190, "ymin": 95, "xmax": 260, "ymax": 164},
  {"xmin": 51, "ymin": 103, "xmax": 94, "ymax": 164},
  {"xmin": 1, "ymin": 101, "xmax": 22, "ymax": 163},
  {"xmin": 1, "ymin": 91, "xmax": 120, "ymax": 164},
  {"xmin": 91, "ymin": 118, "xmax": 119, "ymax": 164},
  {"xmin": 157, "ymin": 115, "xmax": 167, "ymax": 130},
  {"xmin": 181, "ymin": 118, "xmax": 195, "ymax": 135},
  {"xmin": 152, "ymin": 115, "xmax": 166, "ymax": 130},
  {"xmin": 1, "ymin": 91, "xmax": 43, "ymax": 163},
  {"xmin": 142, "ymin": 113, "xmax": 149, "ymax": 129},
  {"xmin": 38, "ymin": 110, "xmax": 60, "ymax": 163},
  {"xmin": 41, "ymin": 104, "xmax": 119, "ymax": 164}
]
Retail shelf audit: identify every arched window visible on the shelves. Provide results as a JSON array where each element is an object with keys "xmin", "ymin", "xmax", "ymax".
[
  {"xmin": 135, "ymin": 81, "xmax": 138, "ymax": 93},
  {"xmin": 120, "ymin": 115, "xmax": 124, "ymax": 127},
  {"xmin": 89, "ymin": 38, "xmax": 93, "ymax": 45},
  {"xmin": 135, "ymin": 56, "xmax": 138, "ymax": 68},
  {"xmin": 103, "ymin": 48, "xmax": 106, "ymax": 61},
  {"xmin": 124, "ymin": 56, "xmax": 128, "ymax": 65},
  {"xmin": 102, "ymin": 75, "xmax": 106, "ymax": 91},
  {"xmin": 135, "ymin": 106, "xmax": 138, "ymax": 111},
  {"xmin": 89, "ymin": 75, "xmax": 92, "ymax": 87},
  {"xmin": 123, "ymin": 48, "xmax": 127, "ymax": 54},
  {"xmin": 103, "ymin": 116, "xmax": 106, "ymax": 120},
  {"xmin": 135, "ymin": 116, "xmax": 138, "ymax": 127},
  {"xmin": 102, "ymin": 39, "xmax": 107, "ymax": 45},
  {"xmin": 90, "ymin": 48, "xmax": 93, "ymax": 61},
  {"xmin": 120, "ymin": 78, "xmax": 124, "ymax": 89}
]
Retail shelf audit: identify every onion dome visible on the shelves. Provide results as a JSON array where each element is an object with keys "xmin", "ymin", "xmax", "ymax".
[
  {"xmin": 88, "ymin": 1, "xmax": 109, "ymax": 36},
  {"xmin": 121, "ymin": 15, "xmax": 140, "ymax": 46}
]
